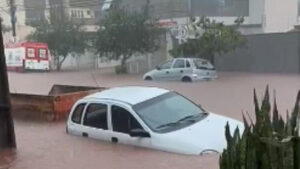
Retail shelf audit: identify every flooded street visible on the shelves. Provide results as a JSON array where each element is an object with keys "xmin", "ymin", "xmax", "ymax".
[
  {"xmin": 4, "ymin": 69, "xmax": 300, "ymax": 169},
  {"xmin": 13, "ymin": 120, "xmax": 218, "ymax": 169}
]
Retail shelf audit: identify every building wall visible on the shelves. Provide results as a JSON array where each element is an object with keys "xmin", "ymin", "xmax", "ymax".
[
  {"xmin": 23, "ymin": 0, "xmax": 46, "ymax": 22},
  {"xmin": 263, "ymin": 0, "xmax": 298, "ymax": 32},
  {"xmin": 117, "ymin": 0, "xmax": 298, "ymax": 33},
  {"xmin": 127, "ymin": 35, "xmax": 167, "ymax": 74},
  {"xmin": 1, "ymin": 0, "xmax": 26, "ymax": 26},
  {"xmin": 249, "ymin": 0, "xmax": 264, "ymax": 24},
  {"xmin": 0, "ymin": 0, "xmax": 34, "ymax": 43},
  {"xmin": 60, "ymin": 52, "xmax": 97, "ymax": 70},
  {"xmin": 215, "ymin": 32, "xmax": 300, "ymax": 73}
]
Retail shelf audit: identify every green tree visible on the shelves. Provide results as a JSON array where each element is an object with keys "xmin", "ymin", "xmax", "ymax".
[
  {"xmin": 27, "ymin": 18, "xmax": 87, "ymax": 71},
  {"xmin": 169, "ymin": 17, "xmax": 245, "ymax": 64},
  {"xmin": 94, "ymin": 8, "xmax": 163, "ymax": 73}
]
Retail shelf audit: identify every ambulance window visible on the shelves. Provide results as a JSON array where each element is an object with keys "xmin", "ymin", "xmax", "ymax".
[
  {"xmin": 27, "ymin": 48, "xmax": 35, "ymax": 58},
  {"xmin": 39, "ymin": 49, "xmax": 47, "ymax": 59}
]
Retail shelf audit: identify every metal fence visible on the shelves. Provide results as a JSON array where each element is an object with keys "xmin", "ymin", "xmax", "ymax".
[{"xmin": 215, "ymin": 32, "xmax": 300, "ymax": 73}]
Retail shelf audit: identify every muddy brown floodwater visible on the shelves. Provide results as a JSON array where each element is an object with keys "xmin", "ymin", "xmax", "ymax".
[{"xmin": 2, "ymin": 69, "xmax": 300, "ymax": 169}]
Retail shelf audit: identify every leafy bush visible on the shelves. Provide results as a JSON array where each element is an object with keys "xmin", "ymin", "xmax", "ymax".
[{"xmin": 220, "ymin": 87, "xmax": 300, "ymax": 169}]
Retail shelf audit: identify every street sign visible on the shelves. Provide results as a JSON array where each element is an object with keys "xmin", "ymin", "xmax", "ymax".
[{"xmin": 171, "ymin": 25, "xmax": 189, "ymax": 41}]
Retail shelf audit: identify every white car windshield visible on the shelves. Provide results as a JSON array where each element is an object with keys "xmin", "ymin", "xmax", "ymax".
[{"xmin": 133, "ymin": 92, "xmax": 208, "ymax": 133}]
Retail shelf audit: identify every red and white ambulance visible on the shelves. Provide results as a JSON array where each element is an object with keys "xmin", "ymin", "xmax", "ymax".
[{"xmin": 5, "ymin": 42, "xmax": 51, "ymax": 72}]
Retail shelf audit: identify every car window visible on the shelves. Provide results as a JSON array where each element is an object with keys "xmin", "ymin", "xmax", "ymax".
[
  {"xmin": 202, "ymin": 61, "xmax": 208, "ymax": 66},
  {"xmin": 173, "ymin": 59, "xmax": 185, "ymax": 68},
  {"xmin": 83, "ymin": 103, "xmax": 108, "ymax": 130},
  {"xmin": 111, "ymin": 105, "xmax": 142, "ymax": 134},
  {"xmin": 194, "ymin": 59, "xmax": 214, "ymax": 69},
  {"xmin": 71, "ymin": 103, "xmax": 86, "ymax": 124},
  {"xmin": 160, "ymin": 60, "xmax": 173, "ymax": 69},
  {"xmin": 133, "ymin": 92, "xmax": 206, "ymax": 133},
  {"xmin": 186, "ymin": 60, "xmax": 191, "ymax": 68}
]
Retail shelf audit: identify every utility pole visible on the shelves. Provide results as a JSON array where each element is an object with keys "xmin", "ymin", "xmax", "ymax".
[
  {"xmin": 188, "ymin": 0, "xmax": 193, "ymax": 18},
  {"xmin": 9, "ymin": 0, "xmax": 17, "ymax": 42},
  {"xmin": 0, "ymin": 16, "xmax": 16, "ymax": 149},
  {"xmin": 145, "ymin": 0, "xmax": 150, "ymax": 16}
]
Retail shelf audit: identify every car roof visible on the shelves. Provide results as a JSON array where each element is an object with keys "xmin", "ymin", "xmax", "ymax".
[
  {"xmin": 173, "ymin": 58, "xmax": 208, "ymax": 61},
  {"xmin": 84, "ymin": 86, "xmax": 170, "ymax": 105}
]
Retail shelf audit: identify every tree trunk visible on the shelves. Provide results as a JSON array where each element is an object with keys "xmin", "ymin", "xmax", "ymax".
[
  {"xmin": 56, "ymin": 61, "xmax": 62, "ymax": 71},
  {"xmin": 209, "ymin": 55, "xmax": 215, "ymax": 65},
  {"xmin": 56, "ymin": 55, "xmax": 67, "ymax": 71},
  {"xmin": 121, "ymin": 57, "xmax": 127, "ymax": 70},
  {"xmin": 120, "ymin": 56, "xmax": 128, "ymax": 73},
  {"xmin": 0, "ymin": 22, "xmax": 16, "ymax": 150}
]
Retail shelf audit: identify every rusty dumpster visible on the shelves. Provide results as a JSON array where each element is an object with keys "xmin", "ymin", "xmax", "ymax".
[{"xmin": 11, "ymin": 85, "xmax": 106, "ymax": 121}]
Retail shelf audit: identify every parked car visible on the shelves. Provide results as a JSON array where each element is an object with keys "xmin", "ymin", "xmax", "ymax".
[
  {"xmin": 143, "ymin": 58, "xmax": 217, "ymax": 82},
  {"xmin": 66, "ymin": 86, "xmax": 243, "ymax": 155}
]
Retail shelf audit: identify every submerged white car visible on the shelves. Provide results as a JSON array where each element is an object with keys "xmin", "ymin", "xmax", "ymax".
[
  {"xmin": 143, "ymin": 58, "xmax": 217, "ymax": 82},
  {"xmin": 67, "ymin": 87, "xmax": 243, "ymax": 155}
]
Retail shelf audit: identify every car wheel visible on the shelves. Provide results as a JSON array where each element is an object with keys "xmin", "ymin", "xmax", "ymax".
[
  {"xmin": 182, "ymin": 76, "xmax": 192, "ymax": 82},
  {"xmin": 145, "ymin": 76, "xmax": 153, "ymax": 81}
]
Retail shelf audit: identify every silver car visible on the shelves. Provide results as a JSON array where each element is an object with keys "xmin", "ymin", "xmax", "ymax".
[{"xmin": 143, "ymin": 58, "xmax": 217, "ymax": 82}]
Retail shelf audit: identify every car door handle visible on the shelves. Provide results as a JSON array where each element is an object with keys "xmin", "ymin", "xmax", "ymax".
[
  {"xmin": 166, "ymin": 71, "xmax": 169, "ymax": 74},
  {"xmin": 180, "ymin": 70, "xmax": 183, "ymax": 73},
  {"xmin": 82, "ymin": 132, "xmax": 88, "ymax": 137},
  {"xmin": 111, "ymin": 137, "xmax": 118, "ymax": 143}
]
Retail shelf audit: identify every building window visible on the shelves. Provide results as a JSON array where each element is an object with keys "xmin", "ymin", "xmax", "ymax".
[
  {"xmin": 102, "ymin": 0, "xmax": 113, "ymax": 11},
  {"xmin": 81, "ymin": 11, "xmax": 84, "ymax": 18},
  {"xmin": 77, "ymin": 10, "xmax": 80, "ymax": 18}
]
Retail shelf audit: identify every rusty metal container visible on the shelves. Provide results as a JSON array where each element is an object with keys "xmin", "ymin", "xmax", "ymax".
[{"xmin": 11, "ymin": 85, "xmax": 106, "ymax": 121}]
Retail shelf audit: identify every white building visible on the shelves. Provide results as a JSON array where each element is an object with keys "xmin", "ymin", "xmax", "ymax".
[
  {"xmin": 157, "ymin": 0, "xmax": 299, "ymax": 35},
  {"xmin": 153, "ymin": 0, "xmax": 300, "ymax": 61},
  {"xmin": 0, "ymin": 0, "xmax": 34, "ymax": 43}
]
